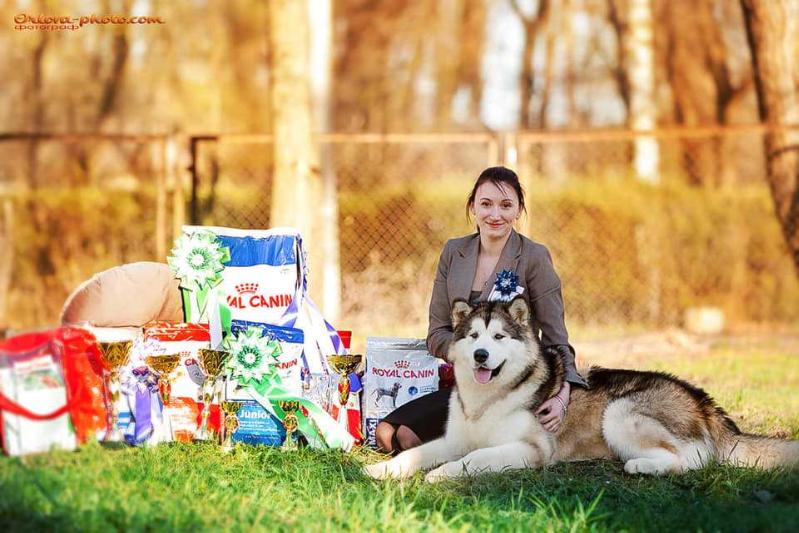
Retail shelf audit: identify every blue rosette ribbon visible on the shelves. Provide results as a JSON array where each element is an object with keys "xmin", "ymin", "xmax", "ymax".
[{"xmin": 488, "ymin": 269, "xmax": 525, "ymax": 302}]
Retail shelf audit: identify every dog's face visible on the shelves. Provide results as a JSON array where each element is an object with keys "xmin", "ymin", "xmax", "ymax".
[{"xmin": 448, "ymin": 297, "xmax": 537, "ymax": 386}]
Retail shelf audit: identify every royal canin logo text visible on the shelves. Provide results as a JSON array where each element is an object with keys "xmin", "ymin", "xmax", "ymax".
[
  {"xmin": 226, "ymin": 293, "xmax": 293, "ymax": 309},
  {"xmin": 371, "ymin": 367, "xmax": 435, "ymax": 379}
]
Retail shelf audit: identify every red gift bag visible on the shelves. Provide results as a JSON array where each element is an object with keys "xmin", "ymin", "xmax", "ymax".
[
  {"xmin": 0, "ymin": 327, "xmax": 107, "ymax": 455},
  {"xmin": 55, "ymin": 327, "xmax": 108, "ymax": 442}
]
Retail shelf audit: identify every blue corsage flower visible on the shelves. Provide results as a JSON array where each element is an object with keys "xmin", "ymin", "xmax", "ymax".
[{"xmin": 488, "ymin": 269, "xmax": 525, "ymax": 302}]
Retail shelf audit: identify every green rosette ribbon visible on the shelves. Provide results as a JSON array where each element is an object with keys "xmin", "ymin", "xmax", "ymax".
[
  {"xmin": 168, "ymin": 230, "xmax": 232, "ymax": 331},
  {"xmin": 223, "ymin": 326, "xmax": 353, "ymax": 451}
]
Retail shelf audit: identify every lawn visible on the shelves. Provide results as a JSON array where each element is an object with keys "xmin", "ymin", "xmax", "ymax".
[{"xmin": 1, "ymin": 337, "xmax": 797, "ymax": 532}]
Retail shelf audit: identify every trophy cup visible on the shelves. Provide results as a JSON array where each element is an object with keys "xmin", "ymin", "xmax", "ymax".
[
  {"xmin": 145, "ymin": 354, "xmax": 181, "ymax": 404},
  {"xmin": 220, "ymin": 401, "xmax": 242, "ymax": 453},
  {"xmin": 327, "ymin": 354, "xmax": 362, "ymax": 407},
  {"xmin": 193, "ymin": 349, "xmax": 229, "ymax": 442},
  {"xmin": 279, "ymin": 400, "xmax": 301, "ymax": 450},
  {"xmin": 97, "ymin": 340, "xmax": 133, "ymax": 442}
]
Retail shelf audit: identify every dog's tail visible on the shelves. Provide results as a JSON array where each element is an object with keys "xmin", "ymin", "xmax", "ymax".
[{"xmin": 721, "ymin": 434, "xmax": 799, "ymax": 469}]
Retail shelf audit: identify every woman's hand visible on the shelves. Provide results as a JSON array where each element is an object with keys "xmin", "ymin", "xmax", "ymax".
[{"xmin": 535, "ymin": 381, "xmax": 570, "ymax": 433}]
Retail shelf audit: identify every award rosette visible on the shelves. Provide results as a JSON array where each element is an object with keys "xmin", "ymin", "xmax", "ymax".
[
  {"xmin": 223, "ymin": 326, "xmax": 353, "ymax": 451},
  {"xmin": 168, "ymin": 230, "xmax": 233, "ymax": 331},
  {"xmin": 122, "ymin": 367, "xmax": 163, "ymax": 446},
  {"xmin": 488, "ymin": 269, "xmax": 525, "ymax": 302}
]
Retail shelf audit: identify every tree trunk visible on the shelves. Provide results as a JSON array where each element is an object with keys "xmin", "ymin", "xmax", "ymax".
[
  {"xmin": 435, "ymin": 0, "xmax": 461, "ymax": 128},
  {"xmin": 511, "ymin": 0, "xmax": 550, "ymax": 129},
  {"xmin": 309, "ymin": 0, "xmax": 341, "ymax": 322},
  {"xmin": 608, "ymin": 0, "xmax": 631, "ymax": 117},
  {"xmin": 455, "ymin": 0, "xmax": 487, "ymax": 126},
  {"xmin": 740, "ymin": 0, "xmax": 799, "ymax": 273},
  {"xmin": 664, "ymin": 0, "xmax": 717, "ymax": 186},
  {"xmin": 269, "ymin": 0, "xmax": 323, "ymax": 300},
  {"xmin": 26, "ymin": 28, "xmax": 49, "ymax": 190},
  {"xmin": 626, "ymin": 0, "xmax": 659, "ymax": 182}
]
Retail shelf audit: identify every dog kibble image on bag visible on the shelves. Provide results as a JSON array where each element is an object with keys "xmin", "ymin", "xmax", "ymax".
[{"xmin": 362, "ymin": 337, "xmax": 440, "ymax": 448}]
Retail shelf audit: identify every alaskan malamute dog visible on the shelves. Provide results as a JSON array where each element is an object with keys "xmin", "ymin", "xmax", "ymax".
[{"xmin": 365, "ymin": 298, "xmax": 799, "ymax": 483}]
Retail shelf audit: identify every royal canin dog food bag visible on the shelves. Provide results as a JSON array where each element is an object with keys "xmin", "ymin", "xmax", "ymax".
[
  {"xmin": 177, "ymin": 225, "xmax": 341, "ymax": 378},
  {"xmin": 179, "ymin": 225, "xmax": 302, "ymax": 327},
  {"xmin": 141, "ymin": 322, "xmax": 211, "ymax": 442},
  {"xmin": 224, "ymin": 321, "xmax": 305, "ymax": 447},
  {"xmin": 362, "ymin": 337, "xmax": 439, "ymax": 448}
]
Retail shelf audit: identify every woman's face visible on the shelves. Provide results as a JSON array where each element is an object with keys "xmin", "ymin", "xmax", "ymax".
[{"xmin": 469, "ymin": 181, "xmax": 521, "ymax": 239}]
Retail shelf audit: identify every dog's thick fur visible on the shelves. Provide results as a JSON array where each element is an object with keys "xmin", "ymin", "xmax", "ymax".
[{"xmin": 365, "ymin": 298, "xmax": 799, "ymax": 482}]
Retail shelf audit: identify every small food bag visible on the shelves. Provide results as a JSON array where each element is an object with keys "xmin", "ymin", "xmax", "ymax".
[
  {"xmin": 222, "ymin": 324, "xmax": 353, "ymax": 450},
  {"xmin": 362, "ymin": 337, "xmax": 440, "ymax": 448},
  {"xmin": 141, "ymin": 322, "xmax": 211, "ymax": 442},
  {"xmin": 223, "ymin": 321, "xmax": 305, "ymax": 447}
]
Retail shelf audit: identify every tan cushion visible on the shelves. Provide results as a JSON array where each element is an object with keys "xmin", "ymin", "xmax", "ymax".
[{"xmin": 60, "ymin": 262, "xmax": 183, "ymax": 327}]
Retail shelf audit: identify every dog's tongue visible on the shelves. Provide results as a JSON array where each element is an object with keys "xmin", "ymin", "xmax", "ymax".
[{"xmin": 474, "ymin": 367, "xmax": 493, "ymax": 384}]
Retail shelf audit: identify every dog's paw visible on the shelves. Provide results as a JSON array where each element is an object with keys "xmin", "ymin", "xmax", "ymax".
[
  {"xmin": 364, "ymin": 459, "xmax": 412, "ymax": 480},
  {"xmin": 623, "ymin": 458, "xmax": 672, "ymax": 476},
  {"xmin": 424, "ymin": 463, "xmax": 456, "ymax": 483},
  {"xmin": 364, "ymin": 461, "xmax": 391, "ymax": 480},
  {"xmin": 424, "ymin": 465, "xmax": 450, "ymax": 484}
]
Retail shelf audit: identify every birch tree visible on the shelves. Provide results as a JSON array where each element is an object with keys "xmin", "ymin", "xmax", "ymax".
[
  {"xmin": 612, "ymin": 0, "xmax": 659, "ymax": 182},
  {"xmin": 510, "ymin": 0, "xmax": 551, "ymax": 129},
  {"xmin": 309, "ymin": 0, "xmax": 341, "ymax": 322},
  {"xmin": 740, "ymin": 0, "xmax": 799, "ymax": 272}
]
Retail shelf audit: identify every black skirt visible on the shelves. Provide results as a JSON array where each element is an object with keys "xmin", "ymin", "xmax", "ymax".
[{"xmin": 380, "ymin": 387, "xmax": 452, "ymax": 443}]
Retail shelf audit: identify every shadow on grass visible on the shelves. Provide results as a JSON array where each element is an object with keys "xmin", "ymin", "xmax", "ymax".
[
  {"xmin": 1, "ymin": 445, "xmax": 797, "ymax": 532},
  {"xmin": 354, "ymin": 456, "xmax": 799, "ymax": 532}
]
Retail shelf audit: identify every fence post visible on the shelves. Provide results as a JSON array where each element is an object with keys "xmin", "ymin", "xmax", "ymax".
[
  {"xmin": 188, "ymin": 136, "xmax": 200, "ymax": 224},
  {"xmin": 167, "ymin": 135, "xmax": 184, "ymax": 242},
  {"xmin": 503, "ymin": 132, "xmax": 518, "ymax": 168},
  {"xmin": 0, "ymin": 200, "xmax": 13, "ymax": 332},
  {"xmin": 487, "ymin": 135, "xmax": 500, "ymax": 166},
  {"xmin": 155, "ymin": 139, "xmax": 168, "ymax": 261}
]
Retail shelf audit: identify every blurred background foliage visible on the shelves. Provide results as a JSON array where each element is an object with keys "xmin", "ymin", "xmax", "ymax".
[{"xmin": 0, "ymin": 0, "xmax": 797, "ymax": 342}]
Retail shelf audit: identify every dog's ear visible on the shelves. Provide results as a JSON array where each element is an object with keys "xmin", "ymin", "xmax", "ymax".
[
  {"xmin": 451, "ymin": 299, "xmax": 472, "ymax": 328},
  {"xmin": 507, "ymin": 296, "xmax": 530, "ymax": 325}
]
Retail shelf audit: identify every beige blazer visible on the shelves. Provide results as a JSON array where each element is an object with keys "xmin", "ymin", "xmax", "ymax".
[{"xmin": 426, "ymin": 229, "xmax": 586, "ymax": 386}]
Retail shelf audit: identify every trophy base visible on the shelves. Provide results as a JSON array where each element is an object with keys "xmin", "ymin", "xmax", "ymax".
[
  {"xmin": 281, "ymin": 437, "xmax": 298, "ymax": 451},
  {"xmin": 101, "ymin": 427, "xmax": 128, "ymax": 448},
  {"xmin": 193, "ymin": 428, "xmax": 213, "ymax": 442},
  {"xmin": 221, "ymin": 442, "xmax": 234, "ymax": 454}
]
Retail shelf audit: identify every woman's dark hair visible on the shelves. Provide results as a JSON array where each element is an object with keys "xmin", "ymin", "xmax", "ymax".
[{"xmin": 466, "ymin": 166, "xmax": 527, "ymax": 221}]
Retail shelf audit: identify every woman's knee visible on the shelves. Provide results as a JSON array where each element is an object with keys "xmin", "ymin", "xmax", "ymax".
[
  {"xmin": 375, "ymin": 421, "xmax": 397, "ymax": 452},
  {"xmin": 396, "ymin": 425, "xmax": 422, "ymax": 450}
]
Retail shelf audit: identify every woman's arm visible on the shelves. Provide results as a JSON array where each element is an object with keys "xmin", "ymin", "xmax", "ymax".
[
  {"xmin": 426, "ymin": 243, "xmax": 454, "ymax": 359},
  {"xmin": 527, "ymin": 247, "xmax": 588, "ymax": 388}
]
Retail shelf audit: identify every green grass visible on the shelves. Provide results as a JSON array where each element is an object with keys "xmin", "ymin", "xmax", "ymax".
[{"xmin": 2, "ymin": 342, "xmax": 798, "ymax": 532}]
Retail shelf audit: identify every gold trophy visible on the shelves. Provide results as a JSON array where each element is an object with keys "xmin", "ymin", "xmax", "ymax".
[
  {"xmin": 327, "ymin": 354, "xmax": 362, "ymax": 412},
  {"xmin": 279, "ymin": 400, "xmax": 301, "ymax": 450},
  {"xmin": 97, "ymin": 341, "xmax": 133, "ymax": 442},
  {"xmin": 145, "ymin": 354, "xmax": 181, "ymax": 404},
  {"xmin": 193, "ymin": 349, "xmax": 229, "ymax": 442},
  {"xmin": 220, "ymin": 401, "xmax": 242, "ymax": 453}
]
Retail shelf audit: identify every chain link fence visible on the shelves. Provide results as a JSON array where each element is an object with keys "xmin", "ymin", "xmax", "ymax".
[
  {"xmin": 0, "ymin": 133, "xmax": 179, "ymax": 330},
  {"xmin": 1, "ymin": 128, "xmax": 796, "ymax": 340}
]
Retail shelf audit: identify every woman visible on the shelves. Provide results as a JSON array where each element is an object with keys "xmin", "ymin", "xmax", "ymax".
[{"xmin": 375, "ymin": 166, "xmax": 586, "ymax": 453}]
